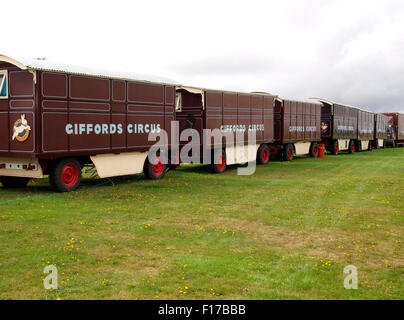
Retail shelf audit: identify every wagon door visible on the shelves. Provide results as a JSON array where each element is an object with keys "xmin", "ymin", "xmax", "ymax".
[{"xmin": 175, "ymin": 87, "xmax": 204, "ymax": 147}]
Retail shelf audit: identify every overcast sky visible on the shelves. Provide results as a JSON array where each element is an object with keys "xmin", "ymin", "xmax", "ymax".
[{"xmin": 2, "ymin": 0, "xmax": 403, "ymax": 112}]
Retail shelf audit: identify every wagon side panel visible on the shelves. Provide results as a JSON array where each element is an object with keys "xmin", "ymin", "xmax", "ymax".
[
  {"xmin": 398, "ymin": 113, "xmax": 404, "ymax": 140},
  {"xmin": 251, "ymin": 95, "xmax": 263, "ymax": 143},
  {"xmin": 358, "ymin": 110, "xmax": 374, "ymax": 141},
  {"xmin": 4, "ymin": 70, "xmax": 36, "ymax": 155},
  {"xmin": 263, "ymin": 96, "xmax": 274, "ymax": 143},
  {"xmin": 282, "ymin": 100, "xmax": 292, "ymax": 143},
  {"xmin": 333, "ymin": 104, "xmax": 358, "ymax": 140},
  {"xmin": 205, "ymin": 91, "xmax": 223, "ymax": 148},
  {"xmin": 126, "ymin": 82, "xmax": 166, "ymax": 151},
  {"xmin": 238, "ymin": 94, "xmax": 250, "ymax": 144},
  {"xmin": 222, "ymin": 92, "xmax": 238, "ymax": 142}
]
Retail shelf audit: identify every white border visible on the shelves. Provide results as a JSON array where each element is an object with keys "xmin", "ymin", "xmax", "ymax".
[
  {"xmin": 41, "ymin": 112, "xmax": 69, "ymax": 152},
  {"xmin": 9, "ymin": 71, "xmax": 35, "ymax": 98},
  {"xmin": 112, "ymin": 80, "xmax": 126, "ymax": 102},
  {"xmin": 41, "ymin": 72, "xmax": 68, "ymax": 99},
  {"xmin": 9, "ymin": 99, "xmax": 34, "ymax": 109},
  {"xmin": 127, "ymin": 81, "xmax": 164, "ymax": 105},
  {"xmin": 69, "ymin": 75, "xmax": 110, "ymax": 101}
]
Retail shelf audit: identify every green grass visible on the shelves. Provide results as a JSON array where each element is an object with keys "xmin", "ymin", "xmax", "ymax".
[{"xmin": 0, "ymin": 148, "xmax": 403, "ymax": 300}]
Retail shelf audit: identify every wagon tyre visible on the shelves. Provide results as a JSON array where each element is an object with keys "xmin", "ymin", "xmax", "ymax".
[
  {"xmin": 283, "ymin": 144, "xmax": 294, "ymax": 161},
  {"xmin": 144, "ymin": 156, "xmax": 167, "ymax": 180},
  {"xmin": 257, "ymin": 145, "xmax": 270, "ymax": 165},
  {"xmin": 331, "ymin": 140, "xmax": 339, "ymax": 155},
  {"xmin": 356, "ymin": 141, "xmax": 362, "ymax": 152},
  {"xmin": 0, "ymin": 176, "xmax": 30, "ymax": 188},
  {"xmin": 49, "ymin": 158, "xmax": 82, "ymax": 192},
  {"xmin": 211, "ymin": 149, "xmax": 226, "ymax": 173},
  {"xmin": 348, "ymin": 140, "xmax": 355, "ymax": 154},
  {"xmin": 368, "ymin": 141, "xmax": 373, "ymax": 151},
  {"xmin": 309, "ymin": 142, "xmax": 319, "ymax": 158}
]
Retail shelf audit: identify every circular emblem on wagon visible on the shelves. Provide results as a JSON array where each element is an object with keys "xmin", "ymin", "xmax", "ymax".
[
  {"xmin": 12, "ymin": 114, "xmax": 31, "ymax": 142},
  {"xmin": 321, "ymin": 121, "xmax": 329, "ymax": 134}
]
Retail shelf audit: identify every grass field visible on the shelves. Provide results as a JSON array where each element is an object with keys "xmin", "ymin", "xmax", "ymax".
[{"xmin": 0, "ymin": 148, "xmax": 403, "ymax": 300}]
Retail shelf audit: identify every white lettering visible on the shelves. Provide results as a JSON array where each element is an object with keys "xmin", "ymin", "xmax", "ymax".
[
  {"xmin": 94, "ymin": 124, "xmax": 101, "ymax": 134},
  {"xmin": 65, "ymin": 124, "xmax": 73, "ymax": 134}
]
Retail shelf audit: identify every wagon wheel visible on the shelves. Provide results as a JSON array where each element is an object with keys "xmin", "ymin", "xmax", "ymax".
[
  {"xmin": 356, "ymin": 141, "xmax": 362, "ymax": 152},
  {"xmin": 211, "ymin": 149, "xmax": 227, "ymax": 173},
  {"xmin": 257, "ymin": 145, "xmax": 270, "ymax": 165},
  {"xmin": 331, "ymin": 140, "xmax": 339, "ymax": 155},
  {"xmin": 348, "ymin": 140, "xmax": 355, "ymax": 154},
  {"xmin": 144, "ymin": 155, "xmax": 167, "ymax": 180},
  {"xmin": 49, "ymin": 158, "xmax": 82, "ymax": 192},
  {"xmin": 283, "ymin": 144, "xmax": 294, "ymax": 161},
  {"xmin": 309, "ymin": 142, "xmax": 319, "ymax": 158}
]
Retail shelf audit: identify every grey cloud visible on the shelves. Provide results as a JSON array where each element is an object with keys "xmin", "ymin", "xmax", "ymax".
[{"xmin": 170, "ymin": 20, "xmax": 403, "ymax": 113}]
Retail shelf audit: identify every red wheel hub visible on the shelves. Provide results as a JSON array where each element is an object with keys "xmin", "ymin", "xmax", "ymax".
[
  {"xmin": 217, "ymin": 153, "xmax": 226, "ymax": 171},
  {"xmin": 369, "ymin": 143, "xmax": 372, "ymax": 150},
  {"xmin": 351, "ymin": 144, "xmax": 355, "ymax": 153},
  {"xmin": 314, "ymin": 145, "xmax": 318, "ymax": 156},
  {"xmin": 152, "ymin": 157, "xmax": 165, "ymax": 176},
  {"xmin": 262, "ymin": 148, "xmax": 269, "ymax": 163},
  {"xmin": 335, "ymin": 145, "xmax": 339, "ymax": 155},
  {"xmin": 288, "ymin": 148, "xmax": 293, "ymax": 160},
  {"xmin": 61, "ymin": 162, "xmax": 79, "ymax": 187}
]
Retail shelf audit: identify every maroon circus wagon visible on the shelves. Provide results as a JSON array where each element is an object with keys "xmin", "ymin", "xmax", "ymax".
[
  {"xmin": 269, "ymin": 98, "xmax": 322, "ymax": 161},
  {"xmin": 382, "ymin": 112, "xmax": 404, "ymax": 147},
  {"xmin": 175, "ymin": 87, "xmax": 276, "ymax": 172},
  {"xmin": 374, "ymin": 113, "xmax": 388, "ymax": 149},
  {"xmin": 316, "ymin": 99, "xmax": 375, "ymax": 154},
  {"xmin": 0, "ymin": 55, "xmax": 178, "ymax": 191}
]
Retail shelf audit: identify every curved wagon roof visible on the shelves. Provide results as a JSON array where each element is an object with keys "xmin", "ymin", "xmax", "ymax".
[
  {"xmin": 0, "ymin": 54, "xmax": 180, "ymax": 85},
  {"xmin": 275, "ymin": 96, "xmax": 323, "ymax": 105},
  {"xmin": 311, "ymin": 98, "xmax": 373, "ymax": 113}
]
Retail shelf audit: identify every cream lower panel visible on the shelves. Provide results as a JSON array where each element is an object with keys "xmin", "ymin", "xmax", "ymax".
[
  {"xmin": 338, "ymin": 139, "xmax": 350, "ymax": 151},
  {"xmin": 91, "ymin": 152, "xmax": 148, "ymax": 178},
  {"xmin": 361, "ymin": 140, "xmax": 369, "ymax": 150},
  {"xmin": 378, "ymin": 139, "xmax": 384, "ymax": 147},
  {"xmin": 0, "ymin": 157, "xmax": 43, "ymax": 178},
  {"xmin": 294, "ymin": 142, "xmax": 311, "ymax": 156},
  {"xmin": 226, "ymin": 144, "xmax": 259, "ymax": 165}
]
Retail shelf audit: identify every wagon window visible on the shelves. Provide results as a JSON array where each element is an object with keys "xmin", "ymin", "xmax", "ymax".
[
  {"xmin": 0, "ymin": 71, "xmax": 8, "ymax": 99},
  {"xmin": 175, "ymin": 92, "xmax": 182, "ymax": 112}
]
